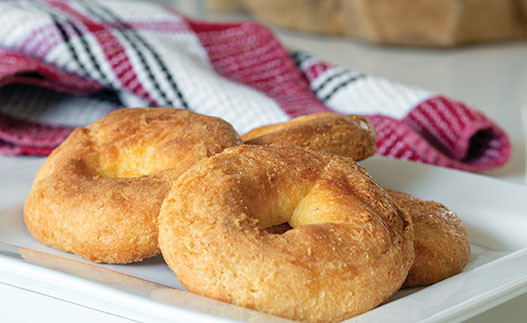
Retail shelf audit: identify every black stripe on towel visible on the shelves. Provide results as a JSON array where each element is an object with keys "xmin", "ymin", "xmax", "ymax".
[
  {"xmin": 321, "ymin": 73, "xmax": 366, "ymax": 102},
  {"xmin": 78, "ymin": 0, "xmax": 188, "ymax": 108}
]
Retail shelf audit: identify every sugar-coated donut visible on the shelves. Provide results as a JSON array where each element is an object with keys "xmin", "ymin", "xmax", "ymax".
[
  {"xmin": 242, "ymin": 112, "xmax": 377, "ymax": 161},
  {"xmin": 24, "ymin": 108, "xmax": 241, "ymax": 264},
  {"xmin": 159, "ymin": 145, "xmax": 414, "ymax": 322},
  {"xmin": 387, "ymin": 190, "xmax": 470, "ymax": 287}
]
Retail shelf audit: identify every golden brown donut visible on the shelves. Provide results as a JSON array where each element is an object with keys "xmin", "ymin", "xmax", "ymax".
[
  {"xmin": 242, "ymin": 112, "xmax": 377, "ymax": 161},
  {"xmin": 24, "ymin": 108, "xmax": 241, "ymax": 264},
  {"xmin": 159, "ymin": 145, "xmax": 414, "ymax": 322},
  {"xmin": 387, "ymin": 190, "xmax": 471, "ymax": 287},
  {"xmin": 245, "ymin": 116, "xmax": 471, "ymax": 287}
]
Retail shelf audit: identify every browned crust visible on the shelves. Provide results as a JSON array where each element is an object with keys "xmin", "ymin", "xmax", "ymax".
[
  {"xmin": 242, "ymin": 112, "xmax": 377, "ymax": 161},
  {"xmin": 246, "ymin": 113, "xmax": 471, "ymax": 287},
  {"xmin": 159, "ymin": 145, "xmax": 414, "ymax": 322},
  {"xmin": 24, "ymin": 108, "xmax": 241, "ymax": 264},
  {"xmin": 388, "ymin": 190, "xmax": 471, "ymax": 287}
]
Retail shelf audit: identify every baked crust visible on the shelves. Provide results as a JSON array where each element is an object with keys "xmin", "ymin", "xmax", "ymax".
[
  {"xmin": 159, "ymin": 145, "xmax": 414, "ymax": 322},
  {"xmin": 388, "ymin": 190, "xmax": 471, "ymax": 287},
  {"xmin": 245, "ymin": 114, "xmax": 471, "ymax": 287},
  {"xmin": 24, "ymin": 108, "xmax": 241, "ymax": 264},
  {"xmin": 242, "ymin": 112, "xmax": 377, "ymax": 161}
]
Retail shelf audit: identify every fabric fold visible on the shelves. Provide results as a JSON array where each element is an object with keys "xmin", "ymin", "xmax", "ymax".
[{"xmin": 0, "ymin": 0, "xmax": 510, "ymax": 172}]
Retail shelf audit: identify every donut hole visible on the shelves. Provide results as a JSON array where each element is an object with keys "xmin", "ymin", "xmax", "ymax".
[
  {"xmin": 264, "ymin": 222, "xmax": 293, "ymax": 234},
  {"xmin": 243, "ymin": 181, "xmax": 314, "ymax": 231},
  {"xmin": 241, "ymin": 163, "xmax": 372, "ymax": 233},
  {"xmin": 84, "ymin": 109, "xmax": 240, "ymax": 179},
  {"xmin": 97, "ymin": 145, "xmax": 170, "ymax": 178},
  {"xmin": 96, "ymin": 142, "xmax": 206, "ymax": 178}
]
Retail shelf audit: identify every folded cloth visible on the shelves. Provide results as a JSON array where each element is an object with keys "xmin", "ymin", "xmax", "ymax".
[{"xmin": 0, "ymin": 0, "xmax": 510, "ymax": 172}]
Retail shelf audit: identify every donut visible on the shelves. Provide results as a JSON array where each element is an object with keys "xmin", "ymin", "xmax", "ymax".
[
  {"xmin": 243, "ymin": 116, "xmax": 471, "ymax": 287},
  {"xmin": 242, "ymin": 112, "xmax": 377, "ymax": 161},
  {"xmin": 158, "ymin": 145, "xmax": 414, "ymax": 322},
  {"xmin": 24, "ymin": 108, "xmax": 241, "ymax": 264},
  {"xmin": 387, "ymin": 190, "xmax": 471, "ymax": 287}
]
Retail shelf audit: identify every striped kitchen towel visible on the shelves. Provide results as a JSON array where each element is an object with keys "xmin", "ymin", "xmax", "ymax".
[{"xmin": 0, "ymin": 0, "xmax": 510, "ymax": 171}]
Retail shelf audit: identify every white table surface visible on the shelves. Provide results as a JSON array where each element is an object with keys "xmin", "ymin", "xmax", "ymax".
[{"xmin": 1, "ymin": 1, "xmax": 526, "ymax": 322}]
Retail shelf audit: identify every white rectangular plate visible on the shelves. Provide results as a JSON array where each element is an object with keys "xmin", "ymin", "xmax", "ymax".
[{"xmin": 0, "ymin": 156, "xmax": 526, "ymax": 322}]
